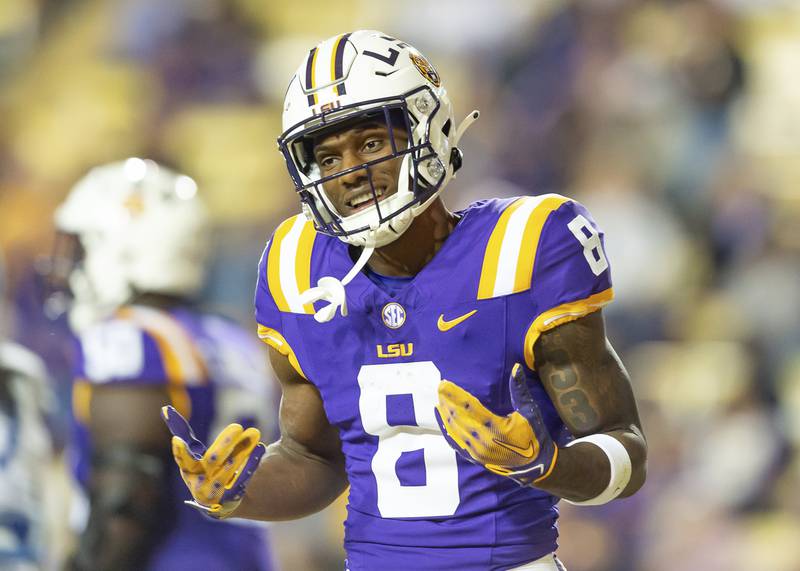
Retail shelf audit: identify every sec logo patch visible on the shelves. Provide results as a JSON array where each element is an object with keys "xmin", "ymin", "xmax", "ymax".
[{"xmin": 381, "ymin": 302, "xmax": 406, "ymax": 329}]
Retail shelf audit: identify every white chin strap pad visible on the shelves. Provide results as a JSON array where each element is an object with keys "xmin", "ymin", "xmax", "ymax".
[{"xmin": 298, "ymin": 246, "xmax": 375, "ymax": 323}]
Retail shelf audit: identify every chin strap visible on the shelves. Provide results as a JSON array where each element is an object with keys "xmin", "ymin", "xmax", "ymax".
[
  {"xmin": 298, "ymin": 245, "xmax": 375, "ymax": 323},
  {"xmin": 297, "ymin": 110, "xmax": 479, "ymax": 325}
]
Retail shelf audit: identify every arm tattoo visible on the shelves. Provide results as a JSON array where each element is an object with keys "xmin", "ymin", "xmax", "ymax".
[
  {"xmin": 540, "ymin": 347, "xmax": 600, "ymax": 431},
  {"xmin": 558, "ymin": 390, "xmax": 599, "ymax": 431},
  {"xmin": 545, "ymin": 349, "xmax": 577, "ymax": 390},
  {"xmin": 533, "ymin": 312, "xmax": 630, "ymax": 436}
]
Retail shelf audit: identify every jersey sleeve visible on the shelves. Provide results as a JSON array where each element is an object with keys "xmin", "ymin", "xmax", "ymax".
[
  {"xmin": 253, "ymin": 216, "xmax": 318, "ymax": 380},
  {"xmin": 254, "ymin": 240, "xmax": 281, "ymax": 332},
  {"xmin": 74, "ymin": 319, "xmax": 169, "ymax": 385},
  {"xmin": 73, "ymin": 308, "xmax": 207, "ymax": 423},
  {"xmin": 522, "ymin": 199, "xmax": 614, "ymax": 369}
]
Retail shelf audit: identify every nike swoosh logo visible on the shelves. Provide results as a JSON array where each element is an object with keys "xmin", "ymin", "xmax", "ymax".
[
  {"xmin": 437, "ymin": 310, "xmax": 478, "ymax": 332},
  {"xmin": 492, "ymin": 437, "xmax": 535, "ymax": 459},
  {"xmin": 375, "ymin": 69, "xmax": 400, "ymax": 77}
]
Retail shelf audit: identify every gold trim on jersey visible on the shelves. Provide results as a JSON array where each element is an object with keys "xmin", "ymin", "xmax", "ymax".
[
  {"xmin": 477, "ymin": 194, "xmax": 570, "ymax": 300},
  {"xmin": 72, "ymin": 379, "xmax": 92, "ymax": 424},
  {"xmin": 266, "ymin": 215, "xmax": 318, "ymax": 314},
  {"xmin": 116, "ymin": 306, "xmax": 208, "ymax": 418},
  {"xmin": 522, "ymin": 288, "xmax": 615, "ymax": 370},
  {"xmin": 257, "ymin": 324, "xmax": 307, "ymax": 379}
]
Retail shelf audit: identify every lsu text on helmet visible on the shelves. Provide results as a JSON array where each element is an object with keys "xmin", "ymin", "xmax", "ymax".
[
  {"xmin": 52, "ymin": 158, "xmax": 209, "ymax": 331},
  {"xmin": 278, "ymin": 30, "xmax": 477, "ymax": 249}
]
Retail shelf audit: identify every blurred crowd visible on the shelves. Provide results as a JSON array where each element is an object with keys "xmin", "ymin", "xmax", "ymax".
[{"xmin": 1, "ymin": 0, "xmax": 800, "ymax": 570}]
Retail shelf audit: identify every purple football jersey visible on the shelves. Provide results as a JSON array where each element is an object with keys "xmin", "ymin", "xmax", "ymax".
[
  {"xmin": 255, "ymin": 195, "xmax": 613, "ymax": 571},
  {"xmin": 72, "ymin": 305, "xmax": 275, "ymax": 571}
]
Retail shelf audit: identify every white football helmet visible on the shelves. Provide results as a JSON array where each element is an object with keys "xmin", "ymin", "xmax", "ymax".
[
  {"xmin": 52, "ymin": 158, "xmax": 209, "ymax": 332},
  {"xmin": 278, "ymin": 30, "xmax": 478, "ymax": 248}
]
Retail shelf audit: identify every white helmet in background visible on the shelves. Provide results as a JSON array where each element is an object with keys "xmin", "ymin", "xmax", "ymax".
[
  {"xmin": 52, "ymin": 158, "xmax": 209, "ymax": 332},
  {"xmin": 278, "ymin": 30, "xmax": 478, "ymax": 248}
]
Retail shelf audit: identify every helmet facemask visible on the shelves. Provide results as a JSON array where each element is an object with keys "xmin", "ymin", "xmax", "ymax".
[
  {"xmin": 279, "ymin": 85, "xmax": 451, "ymax": 248},
  {"xmin": 42, "ymin": 230, "xmax": 132, "ymax": 331}
]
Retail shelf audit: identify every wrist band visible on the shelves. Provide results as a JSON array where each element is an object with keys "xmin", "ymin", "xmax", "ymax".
[{"xmin": 563, "ymin": 434, "xmax": 632, "ymax": 506}]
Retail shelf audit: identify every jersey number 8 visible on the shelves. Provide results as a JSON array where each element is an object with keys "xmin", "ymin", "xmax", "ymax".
[
  {"xmin": 567, "ymin": 214, "xmax": 609, "ymax": 276},
  {"xmin": 358, "ymin": 362, "xmax": 460, "ymax": 518}
]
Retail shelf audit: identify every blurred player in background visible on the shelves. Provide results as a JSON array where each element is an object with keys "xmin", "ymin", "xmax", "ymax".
[
  {"xmin": 49, "ymin": 159, "xmax": 276, "ymax": 571},
  {"xmin": 0, "ymin": 344, "xmax": 57, "ymax": 571},
  {"xmin": 164, "ymin": 31, "xmax": 647, "ymax": 570},
  {"xmin": 0, "ymin": 258, "xmax": 58, "ymax": 571}
]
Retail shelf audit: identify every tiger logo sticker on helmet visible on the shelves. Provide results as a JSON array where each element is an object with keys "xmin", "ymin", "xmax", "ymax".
[{"xmin": 409, "ymin": 52, "xmax": 441, "ymax": 87}]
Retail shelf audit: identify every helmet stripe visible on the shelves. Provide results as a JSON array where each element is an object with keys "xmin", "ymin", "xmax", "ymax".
[
  {"xmin": 305, "ymin": 47, "xmax": 319, "ymax": 106},
  {"xmin": 332, "ymin": 32, "xmax": 352, "ymax": 96}
]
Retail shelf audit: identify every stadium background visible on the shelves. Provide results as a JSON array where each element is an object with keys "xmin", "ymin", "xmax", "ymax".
[{"xmin": 1, "ymin": 1, "xmax": 800, "ymax": 570}]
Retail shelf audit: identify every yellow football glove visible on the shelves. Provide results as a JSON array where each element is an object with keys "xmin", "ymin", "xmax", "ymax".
[
  {"xmin": 162, "ymin": 406, "xmax": 266, "ymax": 518},
  {"xmin": 435, "ymin": 364, "xmax": 558, "ymax": 486}
]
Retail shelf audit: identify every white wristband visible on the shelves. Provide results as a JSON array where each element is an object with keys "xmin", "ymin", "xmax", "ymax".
[{"xmin": 563, "ymin": 434, "xmax": 632, "ymax": 506}]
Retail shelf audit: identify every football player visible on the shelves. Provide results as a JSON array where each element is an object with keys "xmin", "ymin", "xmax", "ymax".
[
  {"xmin": 51, "ymin": 159, "xmax": 276, "ymax": 571},
  {"xmin": 0, "ymin": 312, "xmax": 57, "ymax": 570},
  {"xmin": 165, "ymin": 31, "xmax": 647, "ymax": 570}
]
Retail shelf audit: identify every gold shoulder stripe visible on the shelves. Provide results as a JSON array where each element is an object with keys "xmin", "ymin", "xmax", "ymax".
[
  {"xmin": 523, "ymin": 288, "xmax": 614, "ymax": 370},
  {"xmin": 257, "ymin": 324, "xmax": 307, "ymax": 379},
  {"xmin": 115, "ymin": 307, "xmax": 206, "ymax": 418},
  {"xmin": 513, "ymin": 195, "xmax": 570, "ymax": 292},
  {"xmin": 295, "ymin": 219, "xmax": 317, "ymax": 314},
  {"xmin": 478, "ymin": 198, "xmax": 526, "ymax": 299},
  {"xmin": 478, "ymin": 195, "xmax": 570, "ymax": 299},
  {"xmin": 267, "ymin": 215, "xmax": 318, "ymax": 314},
  {"xmin": 267, "ymin": 218, "xmax": 296, "ymax": 312},
  {"xmin": 72, "ymin": 379, "xmax": 92, "ymax": 424}
]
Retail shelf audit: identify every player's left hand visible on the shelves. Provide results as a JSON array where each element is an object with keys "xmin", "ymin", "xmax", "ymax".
[
  {"xmin": 162, "ymin": 405, "xmax": 266, "ymax": 518},
  {"xmin": 435, "ymin": 364, "xmax": 558, "ymax": 486}
]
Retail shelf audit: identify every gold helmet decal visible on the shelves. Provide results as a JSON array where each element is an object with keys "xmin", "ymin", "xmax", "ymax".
[{"xmin": 409, "ymin": 52, "xmax": 441, "ymax": 87}]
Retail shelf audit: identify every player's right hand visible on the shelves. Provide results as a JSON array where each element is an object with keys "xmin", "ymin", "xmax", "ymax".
[{"xmin": 161, "ymin": 405, "xmax": 266, "ymax": 519}]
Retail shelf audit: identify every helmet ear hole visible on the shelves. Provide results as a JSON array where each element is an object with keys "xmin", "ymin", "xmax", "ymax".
[
  {"xmin": 450, "ymin": 148, "xmax": 463, "ymax": 173},
  {"xmin": 442, "ymin": 119, "xmax": 452, "ymax": 137}
]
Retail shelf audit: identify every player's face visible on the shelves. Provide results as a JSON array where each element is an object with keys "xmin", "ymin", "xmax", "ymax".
[{"xmin": 312, "ymin": 120, "xmax": 408, "ymax": 218}]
